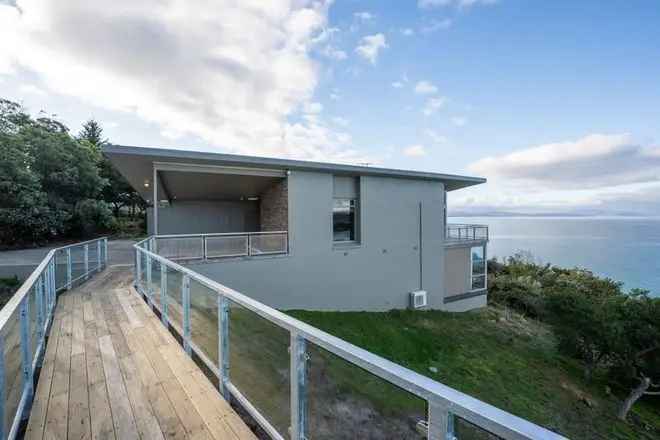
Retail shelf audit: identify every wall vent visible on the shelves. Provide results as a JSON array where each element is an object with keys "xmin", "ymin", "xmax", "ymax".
[{"xmin": 410, "ymin": 290, "xmax": 428, "ymax": 309}]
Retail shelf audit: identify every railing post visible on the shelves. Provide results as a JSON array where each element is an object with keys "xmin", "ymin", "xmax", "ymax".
[
  {"xmin": 49, "ymin": 260, "xmax": 56, "ymax": 313},
  {"xmin": 203, "ymin": 236, "xmax": 208, "ymax": 261},
  {"xmin": 103, "ymin": 238, "xmax": 108, "ymax": 267},
  {"xmin": 247, "ymin": 234, "xmax": 252, "ymax": 256},
  {"xmin": 136, "ymin": 249, "xmax": 142, "ymax": 292},
  {"xmin": 97, "ymin": 240, "xmax": 102, "ymax": 272},
  {"xmin": 66, "ymin": 248, "xmax": 72, "ymax": 290},
  {"xmin": 182, "ymin": 275, "xmax": 191, "ymax": 355},
  {"xmin": 218, "ymin": 295, "xmax": 230, "ymax": 399},
  {"xmin": 160, "ymin": 264, "xmax": 168, "ymax": 328},
  {"xmin": 35, "ymin": 276, "xmax": 44, "ymax": 348},
  {"xmin": 146, "ymin": 254, "xmax": 153, "ymax": 308},
  {"xmin": 19, "ymin": 296, "xmax": 33, "ymax": 409},
  {"xmin": 290, "ymin": 333, "xmax": 307, "ymax": 440},
  {"xmin": 84, "ymin": 243, "xmax": 89, "ymax": 280},
  {"xmin": 428, "ymin": 400, "xmax": 455, "ymax": 440},
  {"xmin": 0, "ymin": 332, "xmax": 5, "ymax": 439}
]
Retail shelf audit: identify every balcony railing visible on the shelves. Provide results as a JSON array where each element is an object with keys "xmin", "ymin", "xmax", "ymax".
[
  {"xmin": 151, "ymin": 231, "xmax": 288, "ymax": 261},
  {"xmin": 0, "ymin": 237, "xmax": 107, "ymax": 439},
  {"xmin": 446, "ymin": 224, "xmax": 489, "ymax": 242},
  {"xmin": 134, "ymin": 235, "xmax": 565, "ymax": 440}
]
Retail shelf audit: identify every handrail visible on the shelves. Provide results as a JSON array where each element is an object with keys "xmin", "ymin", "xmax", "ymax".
[
  {"xmin": 446, "ymin": 223, "xmax": 489, "ymax": 242},
  {"xmin": 0, "ymin": 237, "xmax": 107, "ymax": 440},
  {"xmin": 152, "ymin": 231, "xmax": 289, "ymax": 260},
  {"xmin": 134, "ymin": 236, "xmax": 566, "ymax": 440}
]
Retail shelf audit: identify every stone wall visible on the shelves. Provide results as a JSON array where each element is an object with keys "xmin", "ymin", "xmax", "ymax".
[{"xmin": 260, "ymin": 178, "xmax": 288, "ymax": 231}]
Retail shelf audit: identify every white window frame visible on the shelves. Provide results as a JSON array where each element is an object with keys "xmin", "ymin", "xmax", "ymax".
[{"xmin": 469, "ymin": 245, "xmax": 487, "ymax": 292}]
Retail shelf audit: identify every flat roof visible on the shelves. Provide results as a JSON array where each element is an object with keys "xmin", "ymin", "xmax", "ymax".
[{"xmin": 103, "ymin": 144, "xmax": 486, "ymax": 192}]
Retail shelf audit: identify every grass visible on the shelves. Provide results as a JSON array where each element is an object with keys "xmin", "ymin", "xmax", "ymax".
[{"xmin": 287, "ymin": 307, "xmax": 660, "ymax": 440}]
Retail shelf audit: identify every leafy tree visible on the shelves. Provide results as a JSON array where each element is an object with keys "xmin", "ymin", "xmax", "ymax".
[
  {"xmin": 78, "ymin": 119, "xmax": 144, "ymax": 217},
  {"xmin": 610, "ymin": 292, "xmax": 660, "ymax": 420}
]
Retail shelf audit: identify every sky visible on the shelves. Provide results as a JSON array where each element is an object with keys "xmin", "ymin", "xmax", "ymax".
[{"xmin": 1, "ymin": 0, "xmax": 659, "ymax": 216}]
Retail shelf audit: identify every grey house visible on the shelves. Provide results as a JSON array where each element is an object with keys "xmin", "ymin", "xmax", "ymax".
[{"xmin": 104, "ymin": 145, "xmax": 489, "ymax": 312}]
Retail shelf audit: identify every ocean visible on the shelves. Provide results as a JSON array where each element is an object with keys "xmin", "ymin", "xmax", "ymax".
[{"xmin": 449, "ymin": 217, "xmax": 660, "ymax": 296}]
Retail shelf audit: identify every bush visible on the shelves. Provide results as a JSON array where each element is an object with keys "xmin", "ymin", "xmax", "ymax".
[{"xmin": 72, "ymin": 199, "xmax": 113, "ymax": 236}]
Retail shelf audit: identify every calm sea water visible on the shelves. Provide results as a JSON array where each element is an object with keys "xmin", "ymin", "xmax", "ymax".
[{"xmin": 449, "ymin": 217, "xmax": 660, "ymax": 296}]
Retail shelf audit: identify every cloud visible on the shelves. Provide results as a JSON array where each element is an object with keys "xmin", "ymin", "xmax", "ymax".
[
  {"xmin": 353, "ymin": 11, "xmax": 374, "ymax": 22},
  {"xmin": 414, "ymin": 80, "xmax": 438, "ymax": 95},
  {"xmin": 420, "ymin": 19, "xmax": 452, "ymax": 34},
  {"xmin": 451, "ymin": 116, "xmax": 467, "ymax": 126},
  {"xmin": 403, "ymin": 144, "xmax": 427, "ymax": 157},
  {"xmin": 418, "ymin": 0, "xmax": 497, "ymax": 9},
  {"xmin": 401, "ymin": 28, "xmax": 415, "ymax": 37},
  {"xmin": 391, "ymin": 81, "xmax": 404, "ymax": 88},
  {"xmin": 423, "ymin": 96, "xmax": 446, "ymax": 116},
  {"xmin": 331, "ymin": 116, "xmax": 349, "ymax": 127},
  {"xmin": 321, "ymin": 45, "xmax": 347, "ymax": 60},
  {"xmin": 426, "ymin": 129, "xmax": 448, "ymax": 144},
  {"xmin": 0, "ymin": 0, "xmax": 371, "ymax": 162},
  {"xmin": 355, "ymin": 33, "xmax": 388, "ymax": 64},
  {"xmin": 468, "ymin": 134, "xmax": 660, "ymax": 190},
  {"xmin": 19, "ymin": 83, "xmax": 47, "ymax": 96}
]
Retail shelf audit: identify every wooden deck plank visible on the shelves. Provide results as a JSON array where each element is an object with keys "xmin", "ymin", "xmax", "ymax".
[
  {"xmin": 98, "ymin": 334, "xmax": 139, "ymax": 440},
  {"xmin": 118, "ymin": 354, "xmax": 166, "ymax": 440},
  {"xmin": 68, "ymin": 353, "xmax": 91, "ymax": 440},
  {"xmin": 25, "ymin": 316, "xmax": 62, "ymax": 440},
  {"xmin": 27, "ymin": 268, "xmax": 254, "ymax": 440}
]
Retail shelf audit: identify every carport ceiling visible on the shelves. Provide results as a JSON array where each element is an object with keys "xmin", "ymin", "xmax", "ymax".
[{"xmin": 160, "ymin": 171, "xmax": 281, "ymax": 201}]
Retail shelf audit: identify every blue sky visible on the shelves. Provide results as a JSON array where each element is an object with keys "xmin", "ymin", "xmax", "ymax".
[{"xmin": 1, "ymin": 0, "xmax": 659, "ymax": 215}]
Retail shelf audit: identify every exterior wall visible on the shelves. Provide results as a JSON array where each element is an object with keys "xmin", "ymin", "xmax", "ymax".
[
  {"xmin": 444, "ymin": 246, "xmax": 471, "ymax": 297},
  {"xmin": 260, "ymin": 179, "xmax": 288, "ymax": 231},
  {"xmin": 148, "ymin": 200, "xmax": 259, "ymax": 235},
  {"xmin": 187, "ymin": 170, "xmax": 446, "ymax": 311},
  {"xmin": 443, "ymin": 243, "xmax": 488, "ymax": 311}
]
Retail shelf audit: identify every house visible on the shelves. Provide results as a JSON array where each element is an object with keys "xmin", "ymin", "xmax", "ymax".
[{"xmin": 104, "ymin": 144, "xmax": 489, "ymax": 312}]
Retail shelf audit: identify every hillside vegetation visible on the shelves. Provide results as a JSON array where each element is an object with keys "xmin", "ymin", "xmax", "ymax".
[{"xmin": 288, "ymin": 255, "xmax": 660, "ymax": 440}]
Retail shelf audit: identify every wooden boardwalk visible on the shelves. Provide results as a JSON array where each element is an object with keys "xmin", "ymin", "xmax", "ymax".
[{"xmin": 25, "ymin": 268, "xmax": 257, "ymax": 440}]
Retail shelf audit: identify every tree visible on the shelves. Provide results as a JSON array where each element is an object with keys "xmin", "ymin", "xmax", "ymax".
[
  {"xmin": 610, "ymin": 292, "xmax": 660, "ymax": 420},
  {"xmin": 77, "ymin": 119, "xmax": 105, "ymax": 146},
  {"xmin": 78, "ymin": 118, "xmax": 144, "ymax": 218}
]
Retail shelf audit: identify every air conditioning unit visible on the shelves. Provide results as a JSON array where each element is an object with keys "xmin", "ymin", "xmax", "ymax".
[{"xmin": 410, "ymin": 290, "xmax": 428, "ymax": 309}]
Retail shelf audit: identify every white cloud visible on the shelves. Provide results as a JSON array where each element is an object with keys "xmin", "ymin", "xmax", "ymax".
[
  {"xmin": 0, "ymin": 0, "xmax": 370, "ymax": 162},
  {"xmin": 451, "ymin": 116, "xmax": 467, "ymax": 126},
  {"xmin": 331, "ymin": 116, "xmax": 349, "ymax": 127},
  {"xmin": 329, "ymin": 92, "xmax": 340, "ymax": 100},
  {"xmin": 414, "ymin": 80, "xmax": 438, "ymax": 95},
  {"xmin": 321, "ymin": 45, "xmax": 347, "ymax": 60},
  {"xmin": 418, "ymin": 0, "xmax": 497, "ymax": 9},
  {"xmin": 468, "ymin": 134, "xmax": 660, "ymax": 189},
  {"xmin": 426, "ymin": 129, "xmax": 448, "ymax": 144},
  {"xmin": 355, "ymin": 33, "xmax": 388, "ymax": 64},
  {"xmin": 401, "ymin": 28, "xmax": 415, "ymax": 36},
  {"xmin": 423, "ymin": 97, "xmax": 446, "ymax": 116},
  {"xmin": 353, "ymin": 11, "xmax": 374, "ymax": 21},
  {"xmin": 403, "ymin": 144, "xmax": 427, "ymax": 157},
  {"xmin": 19, "ymin": 83, "xmax": 47, "ymax": 96},
  {"xmin": 391, "ymin": 81, "xmax": 404, "ymax": 88},
  {"xmin": 421, "ymin": 19, "xmax": 452, "ymax": 34}
]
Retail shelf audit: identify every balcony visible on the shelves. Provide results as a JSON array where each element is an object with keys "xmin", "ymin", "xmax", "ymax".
[{"xmin": 446, "ymin": 223, "xmax": 489, "ymax": 244}]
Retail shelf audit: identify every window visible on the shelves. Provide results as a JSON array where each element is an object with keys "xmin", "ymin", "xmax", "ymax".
[
  {"xmin": 333, "ymin": 199, "xmax": 357, "ymax": 242},
  {"xmin": 471, "ymin": 246, "xmax": 486, "ymax": 290}
]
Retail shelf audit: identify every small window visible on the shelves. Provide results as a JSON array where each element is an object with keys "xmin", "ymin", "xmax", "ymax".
[
  {"xmin": 333, "ymin": 199, "xmax": 357, "ymax": 242},
  {"xmin": 471, "ymin": 246, "xmax": 486, "ymax": 290}
]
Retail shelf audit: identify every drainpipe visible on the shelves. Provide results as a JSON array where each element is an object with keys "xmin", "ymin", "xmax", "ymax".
[
  {"xmin": 153, "ymin": 166, "xmax": 158, "ymax": 236},
  {"xmin": 418, "ymin": 202, "xmax": 423, "ymax": 291}
]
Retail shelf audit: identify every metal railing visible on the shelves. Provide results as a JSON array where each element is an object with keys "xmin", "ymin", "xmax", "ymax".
[
  {"xmin": 134, "ymin": 236, "xmax": 566, "ymax": 440},
  {"xmin": 446, "ymin": 224, "xmax": 489, "ymax": 242},
  {"xmin": 0, "ymin": 237, "xmax": 107, "ymax": 440},
  {"xmin": 152, "ymin": 231, "xmax": 288, "ymax": 261}
]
